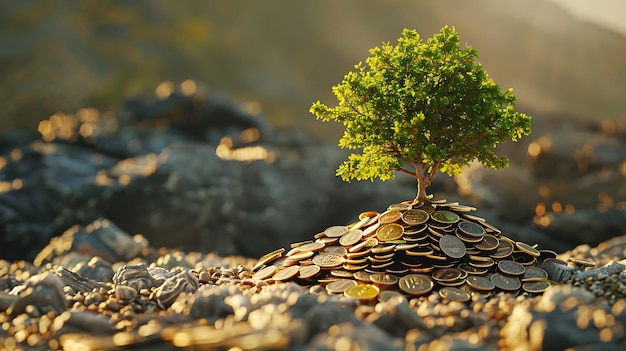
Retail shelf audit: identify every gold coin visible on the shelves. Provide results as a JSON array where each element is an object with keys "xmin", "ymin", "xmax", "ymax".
[
  {"xmin": 286, "ymin": 251, "xmax": 314, "ymax": 263},
  {"xmin": 439, "ymin": 235, "xmax": 466, "ymax": 259},
  {"xmin": 497, "ymin": 260, "xmax": 526, "ymax": 276},
  {"xmin": 345, "ymin": 248, "xmax": 371, "ymax": 259},
  {"xmin": 522, "ymin": 281, "xmax": 550, "ymax": 293},
  {"xmin": 370, "ymin": 260, "xmax": 395, "ymax": 269},
  {"xmin": 406, "ymin": 247, "xmax": 434, "ymax": 256},
  {"xmin": 457, "ymin": 221, "xmax": 485, "ymax": 237},
  {"xmin": 343, "ymin": 263, "xmax": 368, "ymax": 271},
  {"xmin": 316, "ymin": 236, "xmax": 339, "ymax": 245},
  {"xmin": 363, "ymin": 221, "xmax": 381, "ymax": 238},
  {"xmin": 402, "ymin": 209, "xmax": 430, "ymax": 226},
  {"xmin": 386, "ymin": 267, "xmax": 409, "ymax": 275},
  {"xmin": 432, "ymin": 268, "xmax": 463, "ymax": 282},
  {"xmin": 431, "ymin": 210, "xmax": 460, "ymax": 224},
  {"xmin": 370, "ymin": 273, "xmax": 399, "ymax": 287},
  {"xmin": 398, "ymin": 274, "xmax": 434, "ymax": 296},
  {"xmin": 377, "ymin": 223, "xmax": 404, "ymax": 242},
  {"xmin": 324, "ymin": 225, "xmax": 349, "ymax": 238},
  {"xmin": 322, "ymin": 246, "xmax": 347, "ymax": 256},
  {"xmin": 439, "ymin": 287, "xmax": 471, "ymax": 302},
  {"xmin": 326, "ymin": 279, "xmax": 358, "ymax": 294},
  {"xmin": 425, "ymin": 253, "xmax": 448, "ymax": 261},
  {"xmin": 388, "ymin": 203, "xmax": 413, "ymax": 212},
  {"xmin": 490, "ymin": 240, "xmax": 514, "ymax": 259},
  {"xmin": 348, "ymin": 216, "xmax": 371, "ymax": 231},
  {"xmin": 298, "ymin": 265, "xmax": 321, "ymax": 279},
  {"xmin": 272, "ymin": 265, "xmax": 300, "ymax": 281},
  {"xmin": 515, "ymin": 242, "xmax": 541, "ymax": 257},
  {"xmin": 312, "ymin": 253, "xmax": 344, "ymax": 268},
  {"xmin": 490, "ymin": 272, "xmax": 521, "ymax": 291},
  {"xmin": 481, "ymin": 221, "xmax": 502, "ymax": 234},
  {"xmin": 253, "ymin": 265, "xmax": 277, "ymax": 280},
  {"xmin": 395, "ymin": 242, "xmax": 421, "ymax": 251},
  {"xmin": 294, "ymin": 241, "xmax": 325, "ymax": 252},
  {"xmin": 409, "ymin": 266, "xmax": 435, "ymax": 274},
  {"xmin": 344, "ymin": 257, "xmax": 367, "ymax": 265},
  {"xmin": 290, "ymin": 240, "xmax": 313, "ymax": 248},
  {"xmin": 474, "ymin": 234, "xmax": 499, "ymax": 251},
  {"xmin": 436, "ymin": 279, "xmax": 466, "ymax": 287},
  {"xmin": 469, "ymin": 256, "xmax": 495, "ymax": 268},
  {"xmin": 462, "ymin": 213, "xmax": 485, "ymax": 222},
  {"xmin": 344, "ymin": 284, "xmax": 379, "ymax": 301},
  {"xmin": 339, "ymin": 229, "xmax": 363, "ymax": 246},
  {"xmin": 466, "ymin": 275, "xmax": 495, "ymax": 291},
  {"xmin": 419, "ymin": 204, "xmax": 436, "ymax": 214},
  {"xmin": 330, "ymin": 269, "xmax": 354, "ymax": 278},
  {"xmin": 253, "ymin": 248, "xmax": 285, "ymax": 271},
  {"xmin": 359, "ymin": 211, "xmax": 380, "ymax": 220},
  {"xmin": 371, "ymin": 244, "xmax": 396, "ymax": 254},
  {"xmin": 353, "ymin": 271, "xmax": 372, "ymax": 282},
  {"xmin": 349, "ymin": 238, "xmax": 379, "ymax": 252},
  {"xmin": 379, "ymin": 210, "xmax": 403, "ymax": 224}
]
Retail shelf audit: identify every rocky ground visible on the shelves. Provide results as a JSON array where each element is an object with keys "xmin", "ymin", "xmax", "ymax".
[
  {"xmin": 2, "ymin": 207, "xmax": 626, "ymax": 350},
  {"xmin": 0, "ymin": 83, "xmax": 624, "ymax": 350}
]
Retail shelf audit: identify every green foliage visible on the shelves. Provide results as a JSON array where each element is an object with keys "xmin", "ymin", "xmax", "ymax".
[{"xmin": 310, "ymin": 26, "xmax": 532, "ymax": 201}]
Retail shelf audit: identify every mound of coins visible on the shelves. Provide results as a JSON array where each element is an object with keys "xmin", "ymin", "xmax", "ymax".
[{"xmin": 253, "ymin": 199, "xmax": 564, "ymax": 302}]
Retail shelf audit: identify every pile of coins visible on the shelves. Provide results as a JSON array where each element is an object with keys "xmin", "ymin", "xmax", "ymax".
[{"xmin": 253, "ymin": 199, "xmax": 561, "ymax": 302}]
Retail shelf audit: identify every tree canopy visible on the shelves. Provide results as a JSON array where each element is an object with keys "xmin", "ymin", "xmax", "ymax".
[{"xmin": 310, "ymin": 26, "xmax": 532, "ymax": 203}]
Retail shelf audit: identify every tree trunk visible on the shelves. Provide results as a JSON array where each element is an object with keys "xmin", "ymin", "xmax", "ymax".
[{"xmin": 413, "ymin": 177, "xmax": 429, "ymax": 205}]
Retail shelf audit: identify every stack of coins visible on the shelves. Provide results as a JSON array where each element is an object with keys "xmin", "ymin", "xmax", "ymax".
[{"xmin": 253, "ymin": 199, "xmax": 576, "ymax": 302}]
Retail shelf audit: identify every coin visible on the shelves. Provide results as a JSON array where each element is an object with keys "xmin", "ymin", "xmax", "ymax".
[
  {"xmin": 466, "ymin": 275, "xmax": 495, "ymax": 291},
  {"xmin": 462, "ymin": 213, "xmax": 485, "ymax": 222},
  {"xmin": 388, "ymin": 203, "xmax": 413, "ymax": 212},
  {"xmin": 456, "ymin": 230, "xmax": 483, "ymax": 243},
  {"xmin": 253, "ymin": 248, "xmax": 285, "ymax": 271},
  {"xmin": 330, "ymin": 269, "xmax": 355, "ymax": 279},
  {"xmin": 286, "ymin": 251, "xmax": 314, "ymax": 262},
  {"xmin": 523, "ymin": 266, "xmax": 548, "ymax": 280},
  {"xmin": 272, "ymin": 265, "xmax": 301, "ymax": 281},
  {"xmin": 325, "ymin": 225, "xmax": 349, "ymax": 238},
  {"xmin": 359, "ymin": 211, "xmax": 380, "ymax": 220},
  {"xmin": 344, "ymin": 257, "xmax": 367, "ymax": 265},
  {"xmin": 439, "ymin": 235, "xmax": 466, "ymax": 259},
  {"xmin": 339, "ymin": 229, "xmax": 363, "ymax": 246},
  {"xmin": 343, "ymin": 263, "xmax": 368, "ymax": 271},
  {"xmin": 323, "ymin": 246, "xmax": 347, "ymax": 256},
  {"xmin": 457, "ymin": 221, "xmax": 486, "ymax": 236},
  {"xmin": 568, "ymin": 257, "xmax": 596, "ymax": 268},
  {"xmin": 344, "ymin": 284, "xmax": 379, "ymax": 301},
  {"xmin": 474, "ymin": 234, "xmax": 499, "ymax": 251},
  {"xmin": 353, "ymin": 271, "xmax": 372, "ymax": 282},
  {"xmin": 312, "ymin": 253, "xmax": 344, "ymax": 268},
  {"xmin": 294, "ymin": 241, "xmax": 325, "ymax": 252},
  {"xmin": 290, "ymin": 240, "xmax": 313, "ymax": 248},
  {"xmin": 348, "ymin": 216, "xmax": 371, "ymax": 231},
  {"xmin": 370, "ymin": 273, "xmax": 399, "ymax": 287},
  {"xmin": 490, "ymin": 272, "xmax": 521, "ymax": 291},
  {"xmin": 401, "ymin": 209, "xmax": 430, "ymax": 226},
  {"xmin": 538, "ymin": 249, "xmax": 558, "ymax": 260},
  {"xmin": 298, "ymin": 265, "xmax": 321, "ymax": 279},
  {"xmin": 345, "ymin": 249, "xmax": 371, "ymax": 259},
  {"xmin": 253, "ymin": 265, "xmax": 278, "ymax": 280},
  {"xmin": 431, "ymin": 210, "xmax": 460, "ymax": 224},
  {"xmin": 371, "ymin": 244, "xmax": 396, "ymax": 254},
  {"xmin": 398, "ymin": 274, "xmax": 434, "ymax": 296},
  {"xmin": 497, "ymin": 260, "xmax": 526, "ymax": 276},
  {"xmin": 349, "ymin": 238, "xmax": 379, "ymax": 252},
  {"xmin": 432, "ymin": 268, "xmax": 463, "ymax": 282},
  {"xmin": 326, "ymin": 279, "xmax": 358, "ymax": 294},
  {"xmin": 363, "ymin": 221, "xmax": 381, "ymax": 238},
  {"xmin": 379, "ymin": 210, "xmax": 403, "ymax": 224},
  {"xmin": 377, "ymin": 223, "xmax": 404, "ymax": 242},
  {"xmin": 406, "ymin": 247, "xmax": 434, "ymax": 256},
  {"xmin": 469, "ymin": 256, "xmax": 495, "ymax": 268},
  {"xmin": 490, "ymin": 240, "xmax": 514, "ymax": 259},
  {"xmin": 515, "ymin": 242, "xmax": 541, "ymax": 257},
  {"xmin": 522, "ymin": 281, "xmax": 550, "ymax": 293},
  {"xmin": 439, "ymin": 287, "xmax": 471, "ymax": 302}
]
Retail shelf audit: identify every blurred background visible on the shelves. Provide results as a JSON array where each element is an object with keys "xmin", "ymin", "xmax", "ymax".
[{"xmin": 0, "ymin": 0, "xmax": 624, "ymax": 260}]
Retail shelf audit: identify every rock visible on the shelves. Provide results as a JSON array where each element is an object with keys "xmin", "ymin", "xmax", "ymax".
[{"xmin": 7, "ymin": 272, "xmax": 67, "ymax": 316}]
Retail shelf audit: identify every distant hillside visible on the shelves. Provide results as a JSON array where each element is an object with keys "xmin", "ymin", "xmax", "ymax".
[{"xmin": 1, "ymin": 0, "xmax": 624, "ymax": 137}]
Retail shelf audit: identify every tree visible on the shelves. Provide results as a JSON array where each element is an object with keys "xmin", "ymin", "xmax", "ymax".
[{"xmin": 310, "ymin": 26, "xmax": 532, "ymax": 204}]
